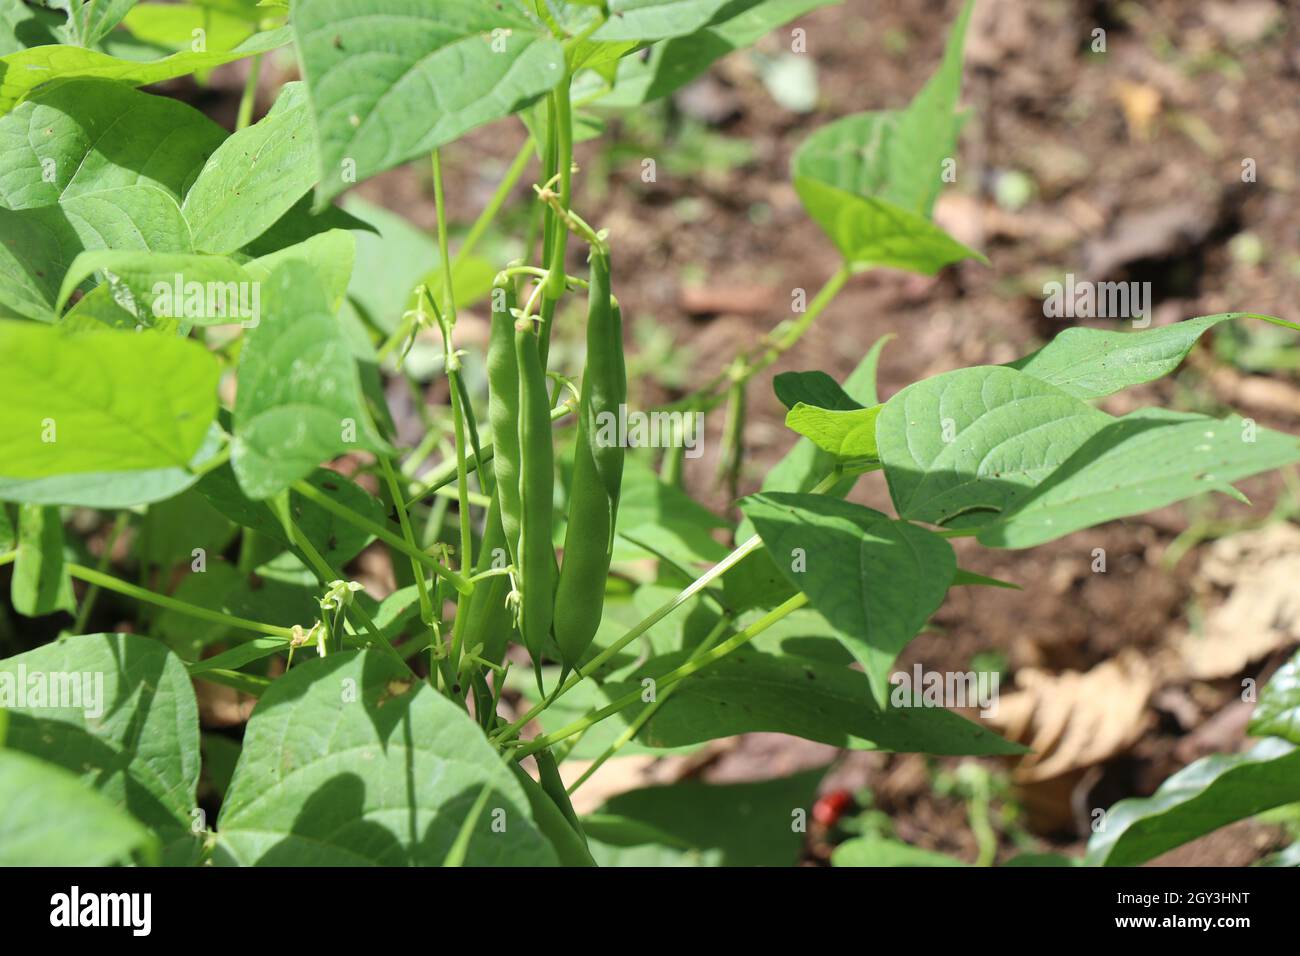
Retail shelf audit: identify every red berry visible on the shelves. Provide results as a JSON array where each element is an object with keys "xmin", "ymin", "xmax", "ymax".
[{"xmin": 813, "ymin": 789, "xmax": 853, "ymax": 827}]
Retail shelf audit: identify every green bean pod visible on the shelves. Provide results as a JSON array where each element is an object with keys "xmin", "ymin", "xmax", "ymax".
[
  {"xmin": 487, "ymin": 277, "xmax": 523, "ymax": 565},
  {"xmin": 553, "ymin": 248, "xmax": 625, "ymax": 670},
  {"xmin": 461, "ymin": 495, "xmax": 514, "ymax": 667},
  {"xmin": 513, "ymin": 317, "xmax": 556, "ymax": 670}
]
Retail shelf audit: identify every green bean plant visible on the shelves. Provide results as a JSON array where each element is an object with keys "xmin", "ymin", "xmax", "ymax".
[{"xmin": 1, "ymin": 0, "xmax": 1299, "ymax": 868}]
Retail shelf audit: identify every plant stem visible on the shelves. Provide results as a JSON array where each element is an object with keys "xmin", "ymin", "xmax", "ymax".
[
  {"xmin": 291, "ymin": 479, "xmax": 474, "ymax": 595},
  {"xmin": 566, "ymin": 615, "xmax": 732, "ymax": 794},
  {"xmin": 381, "ymin": 456, "xmax": 435, "ymax": 628},
  {"xmin": 514, "ymin": 593, "xmax": 809, "ymax": 757},
  {"xmin": 72, "ymin": 511, "xmax": 129, "ymax": 634},
  {"xmin": 404, "ymin": 399, "xmax": 575, "ymax": 507},
  {"xmin": 65, "ymin": 564, "xmax": 294, "ymax": 640},
  {"xmin": 235, "ymin": 54, "xmax": 262, "ymax": 131},
  {"xmin": 455, "ymin": 137, "xmax": 534, "ymax": 267}
]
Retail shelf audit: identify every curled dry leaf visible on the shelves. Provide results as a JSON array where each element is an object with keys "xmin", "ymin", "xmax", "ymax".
[{"xmin": 988, "ymin": 651, "xmax": 1156, "ymax": 783}]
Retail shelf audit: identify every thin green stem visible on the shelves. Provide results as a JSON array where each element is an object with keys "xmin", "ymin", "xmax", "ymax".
[
  {"xmin": 72, "ymin": 511, "xmax": 129, "ymax": 634},
  {"xmin": 455, "ymin": 137, "xmax": 534, "ymax": 267},
  {"xmin": 65, "ymin": 564, "xmax": 294, "ymax": 640},
  {"xmin": 290, "ymin": 479, "xmax": 474, "ymax": 595},
  {"xmin": 432, "ymin": 149, "xmax": 457, "ymax": 327},
  {"xmin": 404, "ymin": 399, "xmax": 575, "ymax": 507},
  {"xmin": 567, "ymin": 615, "xmax": 732, "ymax": 794},
  {"xmin": 235, "ymin": 54, "xmax": 262, "ymax": 131},
  {"xmin": 514, "ymin": 594, "xmax": 810, "ymax": 757},
  {"xmin": 381, "ymin": 456, "xmax": 434, "ymax": 627}
]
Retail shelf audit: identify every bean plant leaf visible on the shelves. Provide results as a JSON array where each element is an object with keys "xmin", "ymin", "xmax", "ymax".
[
  {"xmin": 51, "ymin": 0, "xmax": 141, "ymax": 46},
  {"xmin": 793, "ymin": 0, "xmax": 969, "ymax": 219},
  {"xmin": 1087, "ymin": 738, "xmax": 1300, "ymax": 867},
  {"xmin": 0, "ymin": 78, "xmax": 225, "ymax": 209},
  {"xmin": 293, "ymin": 0, "xmax": 565, "ymax": 208},
  {"xmin": 0, "ymin": 25, "xmax": 290, "ymax": 114},
  {"xmin": 0, "ymin": 183, "xmax": 192, "ymax": 320},
  {"xmin": 217, "ymin": 650, "xmax": 557, "ymax": 865},
  {"xmin": 793, "ymin": 175, "xmax": 983, "ymax": 274},
  {"xmin": 246, "ymin": 228, "xmax": 355, "ymax": 312},
  {"xmin": 1009, "ymin": 313, "xmax": 1237, "ymax": 400},
  {"xmin": 197, "ymin": 463, "xmax": 386, "ymax": 567},
  {"xmin": 583, "ymin": 768, "xmax": 825, "ymax": 867},
  {"xmin": 0, "ymin": 749, "xmax": 157, "ymax": 865},
  {"xmin": 0, "ymin": 425, "xmax": 224, "ymax": 507},
  {"xmin": 784, "ymin": 402, "xmax": 881, "ymax": 459},
  {"xmin": 182, "ymin": 82, "xmax": 318, "ymax": 253},
  {"xmin": 54, "ymin": 250, "xmax": 254, "ymax": 320},
  {"xmin": 761, "ymin": 333, "xmax": 891, "ymax": 497},
  {"xmin": 231, "ymin": 260, "xmax": 390, "ymax": 499},
  {"xmin": 876, "ymin": 365, "xmax": 1112, "ymax": 530},
  {"xmin": 773, "ymin": 369, "xmax": 861, "ymax": 411},
  {"xmin": 833, "ymin": 836, "xmax": 966, "ymax": 867},
  {"xmin": 0, "ymin": 632, "xmax": 202, "ymax": 862},
  {"xmin": 1249, "ymin": 650, "xmax": 1300, "ymax": 745},
  {"xmin": 10, "ymin": 503, "xmax": 75, "ymax": 616},
  {"xmin": 0, "ymin": 0, "xmax": 62, "ymax": 55},
  {"xmin": 791, "ymin": 0, "xmax": 977, "ymax": 273},
  {"xmin": 0, "ymin": 319, "xmax": 219, "ymax": 479},
  {"xmin": 612, "ymin": 647, "xmax": 1021, "ymax": 754},
  {"xmin": 739, "ymin": 492, "xmax": 956, "ymax": 701},
  {"xmin": 596, "ymin": 0, "xmax": 839, "ymax": 105},
  {"xmin": 977, "ymin": 409, "xmax": 1300, "ymax": 549},
  {"xmin": 591, "ymin": 0, "xmax": 731, "ymax": 42}
]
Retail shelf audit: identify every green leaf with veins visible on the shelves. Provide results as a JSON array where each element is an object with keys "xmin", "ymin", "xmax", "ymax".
[
  {"xmin": 231, "ymin": 260, "xmax": 390, "ymax": 499},
  {"xmin": 292, "ymin": 0, "xmax": 564, "ymax": 208},
  {"xmin": 1009, "ymin": 313, "xmax": 1237, "ymax": 400},
  {"xmin": 0, "ymin": 25, "xmax": 290, "ymax": 114},
  {"xmin": 1250, "ymin": 650, "xmax": 1300, "ymax": 745},
  {"xmin": 0, "ymin": 184, "xmax": 192, "ymax": 320},
  {"xmin": 977, "ymin": 409, "xmax": 1300, "ymax": 549},
  {"xmin": 0, "ymin": 633, "xmax": 202, "ymax": 863},
  {"xmin": 217, "ymin": 650, "xmax": 557, "ymax": 865},
  {"xmin": 784, "ymin": 402, "xmax": 880, "ymax": 459},
  {"xmin": 0, "ymin": 750, "xmax": 157, "ymax": 865},
  {"xmin": 0, "ymin": 319, "xmax": 219, "ymax": 478},
  {"xmin": 1087, "ymin": 738, "xmax": 1300, "ymax": 867},
  {"xmin": 55, "ymin": 250, "xmax": 254, "ymax": 319},
  {"xmin": 791, "ymin": 1, "xmax": 977, "ymax": 270},
  {"xmin": 0, "ymin": 78, "xmax": 225, "ymax": 209},
  {"xmin": 607, "ymin": 647, "xmax": 1022, "ymax": 754},
  {"xmin": 739, "ymin": 492, "xmax": 956, "ymax": 702},
  {"xmin": 876, "ymin": 365, "xmax": 1113, "ymax": 530},
  {"xmin": 182, "ymin": 82, "xmax": 318, "ymax": 253},
  {"xmin": 0, "ymin": 425, "xmax": 224, "ymax": 507},
  {"xmin": 793, "ymin": 176, "xmax": 983, "ymax": 274},
  {"xmin": 599, "ymin": 0, "xmax": 840, "ymax": 105}
]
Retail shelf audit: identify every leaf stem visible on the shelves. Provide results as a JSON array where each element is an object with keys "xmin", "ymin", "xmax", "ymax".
[
  {"xmin": 235, "ymin": 54, "xmax": 262, "ymax": 131},
  {"xmin": 64, "ymin": 564, "xmax": 294, "ymax": 640},
  {"xmin": 514, "ymin": 594, "xmax": 810, "ymax": 757},
  {"xmin": 290, "ymin": 479, "xmax": 474, "ymax": 595}
]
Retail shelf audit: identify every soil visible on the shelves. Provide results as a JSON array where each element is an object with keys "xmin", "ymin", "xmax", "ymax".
[{"xmin": 179, "ymin": 0, "xmax": 1300, "ymax": 864}]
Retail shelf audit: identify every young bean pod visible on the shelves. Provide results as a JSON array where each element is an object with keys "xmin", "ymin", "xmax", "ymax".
[
  {"xmin": 487, "ymin": 277, "xmax": 523, "ymax": 564},
  {"xmin": 553, "ymin": 247, "xmax": 625, "ymax": 672},
  {"xmin": 514, "ymin": 315, "xmax": 557, "ymax": 677}
]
